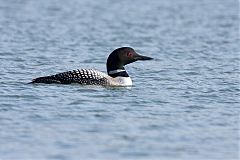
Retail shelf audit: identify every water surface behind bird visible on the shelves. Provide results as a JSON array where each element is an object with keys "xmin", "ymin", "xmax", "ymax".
[{"xmin": 0, "ymin": 0, "xmax": 239, "ymax": 160}]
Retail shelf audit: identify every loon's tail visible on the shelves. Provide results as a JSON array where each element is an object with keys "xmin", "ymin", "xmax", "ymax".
[{"xmin": 30, "ymin": 76, "xmax": 61, "ymax": 84}]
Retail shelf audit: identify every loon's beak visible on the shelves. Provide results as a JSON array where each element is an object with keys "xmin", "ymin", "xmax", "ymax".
[{"xmin": 134, "ymin": 53, "xmax": 153, "ymax": 61}]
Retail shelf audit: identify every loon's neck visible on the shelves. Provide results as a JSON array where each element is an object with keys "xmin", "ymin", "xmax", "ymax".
[
  {"xmin": 106, "ymin": 50, "xmax": 130, "ymax": 78},
  {"xmin": 107, "ymin": 67, "xmax": 129, "ymax": 78}
]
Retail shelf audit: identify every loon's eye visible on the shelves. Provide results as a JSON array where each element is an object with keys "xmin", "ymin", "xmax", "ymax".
[{"xmin": 127, "ymin": 52, "xmax": 133, "ymax": 57}]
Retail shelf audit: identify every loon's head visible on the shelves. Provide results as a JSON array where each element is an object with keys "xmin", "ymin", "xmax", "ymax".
[{"xmin": 107, "ymin": 47, "xmax": 153, "ymax": 77}]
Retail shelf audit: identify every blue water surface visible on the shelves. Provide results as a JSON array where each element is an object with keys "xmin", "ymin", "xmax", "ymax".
[{"xmin": 0, "ymin": 0, "xmax": 239, "ymax": 160}]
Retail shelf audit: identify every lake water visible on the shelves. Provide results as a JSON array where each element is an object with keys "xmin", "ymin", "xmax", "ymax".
[{"xmin": 0, "ymin": 0, "xmax": 239, "ymax": 160}]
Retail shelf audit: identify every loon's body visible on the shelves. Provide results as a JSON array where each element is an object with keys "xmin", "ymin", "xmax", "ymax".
[
  {"xmin": 32, "ymin": 69, "xmax": 133, "ymax": 86},
  {"xmin": 31, "ymin": 47, "xmax": 152, "ymax": 86}
]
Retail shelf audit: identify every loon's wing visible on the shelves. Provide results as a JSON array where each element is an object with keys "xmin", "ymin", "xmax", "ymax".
[{"xmin": 31, "ymin": 69, "xmax": 110, "ymax": 85}]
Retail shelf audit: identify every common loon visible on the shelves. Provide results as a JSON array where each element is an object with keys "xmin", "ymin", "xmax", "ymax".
[{"xmin": 31, "ymin": 47, "xmax": 153, "ymax": 86}]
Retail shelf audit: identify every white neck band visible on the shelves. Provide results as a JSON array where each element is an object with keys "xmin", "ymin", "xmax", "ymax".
[{"xmin": 108, "ymin": 69, "xmax": 126, "ymax": 75}]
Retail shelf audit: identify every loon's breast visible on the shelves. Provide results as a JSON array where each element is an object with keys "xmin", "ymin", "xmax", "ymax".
[
  {"xmin": 111, "ymin": 77, "xmax": 132, "ymax": 86},
  {"xmin": 31, "ymin": 69, "xmax": 132, "ymax": 86}
]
